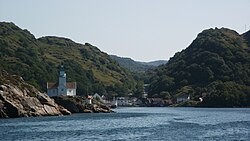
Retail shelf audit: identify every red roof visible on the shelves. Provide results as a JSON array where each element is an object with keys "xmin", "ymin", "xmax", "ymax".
[
  {"xmin": 87, "ymin": 95, "xmax": 93, "ymax": 99},
  {"xmin": 47, "ymin": 82, "xmax": 76, "ymax": 89},
  {"xmin": 47, "ymin": 83, "xmax": 58, "ymax": 89},
  {"xmin": 66, "ymin": 82, "xmax": 77, "ymax": 89}
]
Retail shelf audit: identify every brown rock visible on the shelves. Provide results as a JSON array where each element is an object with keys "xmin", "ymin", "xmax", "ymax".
[
  {"xmin": 58, "ymin": 106, "xmax": 71, "ymax": 115},
  {"xmin": 43, "ymin": 104, "xmax": 61, "ymax": 116},
  {"xmin": 83, "ymin": 109, "xmax": 92, "ymax": 113},
  {"xmin": 0, "ymin": 70, "xmax": 71, "ymax": 118}
]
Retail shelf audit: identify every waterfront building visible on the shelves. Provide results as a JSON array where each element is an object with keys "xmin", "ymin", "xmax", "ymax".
[
  {"xmin": 176, "ymin": 93, "xmax": 190, "ymax": 103},
  {"xmin": 47, "ymin": 65, "xmax": 77, "ymax": 97}
]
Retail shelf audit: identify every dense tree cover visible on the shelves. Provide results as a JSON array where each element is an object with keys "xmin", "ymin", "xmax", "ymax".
[
  {"xmin": 0, "ymin": 22, "xmax": 138, "ymax": 98},
  {"xmin": 148, "ymin": 28, "xmax": 250, "ymax": 107}
]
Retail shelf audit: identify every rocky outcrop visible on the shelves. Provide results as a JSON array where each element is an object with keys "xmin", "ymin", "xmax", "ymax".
[
  {"xmin": 0, "ymin": 70, "xmax": 71, "ymax": 118},
  {"xmin": 53, "ymin": 96, "xmax": 113, "ymax": 113}
]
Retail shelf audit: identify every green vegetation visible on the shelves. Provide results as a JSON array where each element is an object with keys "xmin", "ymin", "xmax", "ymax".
[
  {"xmin": 148, "ymin": 28, "xmax": 250, "ymax": 107},
  {"xmin": 110, "ymin": 55, "xmax": 167, "ymax": 72},
  {"xmin": 1, "ymin": 22, "xmax": 249, "ymax": 107},
  {"xmin": 0, "ymin": 22, "xmax": 137, "ymax": 98}
]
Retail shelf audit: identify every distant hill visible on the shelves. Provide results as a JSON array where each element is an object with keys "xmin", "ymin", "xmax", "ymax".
[
  {"xmin": 110, "ymin": 55, "xmax": 167, "ymax": 72},
  {"xmin": 0, "ymin": 22, "xmax": 137, "ymax": 98},
  {"xmin": 141, "ymin": 60, "xmax": 167, "ymax": 67},
  {"xmin": 148, "ymin": 28, "xmax": 250, "ymax": 107}
]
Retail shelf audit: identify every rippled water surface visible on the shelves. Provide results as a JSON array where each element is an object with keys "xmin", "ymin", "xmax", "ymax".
[{"xmin": 1, "ymin": 107, "xmax": 250, "ymax": 141}]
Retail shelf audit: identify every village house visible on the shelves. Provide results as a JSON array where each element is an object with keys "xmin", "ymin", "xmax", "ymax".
[
  {"xmin": 47, "ymin": 65, "xmax": 77, "ymax": 97},
  {"xmin": 142, "ymin": 84, "xmax": 149, "ymax": 98},
  {"xmin": 176, "ymin": 93, "xmax": 190, "ymax": 103},
  {"xmin": 146, "ymin": 98, "xmax": 164, "ymax": 107},
  {"xmin": 93, "ymin": 93, "xmax": 106, "ymax": 103},
  {"xmin": 163, "ymin": 99, "xmax": 173, "ymax": 106},
  {"xmin": 116, "ymin": 97, "xmax": 132, "ymax": 106},
  {"xmin": 85, "ymin": 95, "xmax": 93, "ymax": 104},
  {"xmin": 129, "ymin": 97, "xmax": 143, "ymax": 106}
]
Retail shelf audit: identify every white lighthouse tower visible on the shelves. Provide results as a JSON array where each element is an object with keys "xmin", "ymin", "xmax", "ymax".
[
  {"xmin": 58, "ymin": 65, "xmax": 67, "ymax": 95},
  {"xmin": 47, "ymin": 65, "xmax": 77, "ymax": 97}
]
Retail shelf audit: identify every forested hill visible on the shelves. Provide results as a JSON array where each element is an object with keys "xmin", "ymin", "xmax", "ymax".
[
  {"xmin": 141, "ymin": 60, "xmax": 167, "ymax": 67},
  {"xmin": 110, "ymin": 55, "xmax": 167, "ymax": 72},
  {"xmin": 148, "ymin": 28, "xmax": 250, "ymax": 107},
  {"xmin": 0, "ymin": 22, "xmax": 137, "ymax": 98}
]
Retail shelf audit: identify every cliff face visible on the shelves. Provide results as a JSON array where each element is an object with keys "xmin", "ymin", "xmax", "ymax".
[{"xmin": 0, "ymin": 70, "xmax": 71, "ymax": 118}]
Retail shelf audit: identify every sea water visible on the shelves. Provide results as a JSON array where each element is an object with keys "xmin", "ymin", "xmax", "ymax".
[{"xmin": 0, "ymin": 107, "xmax": 249, "ymax": 141}]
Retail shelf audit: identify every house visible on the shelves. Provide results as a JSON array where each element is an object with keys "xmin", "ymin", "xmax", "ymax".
[
  {"xmin": 86, "ymin": 95, "xmax": 93, "ymax": 104},
  {"xmin": 130, "ymin": 97, "xmax": 138, "ymax": 105},
  {"xmin": 131, "ymin": 97, "xmax": 143, "ymax": 106},
  {"xmin": 93, "ymin": 93, "xmax": 101, "ymax": 99},
  {"xmin": 176, "ymin": 93, "xmax": 190, "ymax": 103},
  {"xmin": 47, "ymin": 65, "xmax": 77, "ymax": 97},
  {"xmin": 146, "ymin": 98, "xmax": 164, "ymax": 107},
  {"xmin": 110, "ymin": 97, "xmax": 118, "ymax": 108},
  {"xmin": 116, "ymin": 97, "xmax": 132, "ymax": 106},
  {"xmin": 163, "ymin": 99, "xmax": 173, "ymax": 106},
  {"xmin": 93, "ymin": 93, "xmax": 106, "ymax": 103},
  {"xmin": 142, "ymin": 84, "xmax": 149, "ymax": 98}
]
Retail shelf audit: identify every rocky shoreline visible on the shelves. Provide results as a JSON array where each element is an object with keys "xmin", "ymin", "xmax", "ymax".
[
  {"xmin": 0, "ymin": 70, "xmax": 113, "ymax": 118},
  {"xmin": 53, "ymin": 96, "xmax": 113, "ymax": 113}
]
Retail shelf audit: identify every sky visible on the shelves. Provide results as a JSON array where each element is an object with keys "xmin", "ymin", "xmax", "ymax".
[{"xmin": 0, "ymin": 0, "xmax": 250, "ymax": 62}]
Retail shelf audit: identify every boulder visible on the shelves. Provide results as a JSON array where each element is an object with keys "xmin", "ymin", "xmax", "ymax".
[
  {"xmin": 83, "ymin": 109, "xmax": 92, "ymax": 113},
  {"xmin": 43, "ymin": 104, "xmax": 61, "ymax": 116},
  {"xmin": 58, "ymin": 106, "xmax": 71, "ymax": 115}
]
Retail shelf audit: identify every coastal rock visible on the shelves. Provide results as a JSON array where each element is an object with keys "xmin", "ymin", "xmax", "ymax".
[
  {"xmin": 53, "ymin": 96, "xmax": 113, "ymax": 113},
  {"xmin": 83, "ymin": 109, "xmax": 92, "ymax": 113},
  {"xmin": 0, "ymin": 70, "xmax": 71, "ymax": 118},
  {"xmin": 43, "ymin": 104, "xmax": 60, "ymax": 116},
  {"xmin": 58, "ymin": 106, "xmax": 72, "ymax": 115},
  {"xmin": 52, "ymin": 96, "xmax": 82, "ymax": 113}
]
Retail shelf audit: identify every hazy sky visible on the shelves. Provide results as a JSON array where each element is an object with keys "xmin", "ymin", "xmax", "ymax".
[{"xmin": 0, "ymin": 0, "xmax": 250, "ymax": 61}]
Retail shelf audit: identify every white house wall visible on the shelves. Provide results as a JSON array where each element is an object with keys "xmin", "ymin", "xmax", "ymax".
[
  {"xmin": 67, "ymin": 89, "xmax": 76, "ymax": 96},
  {"xmin": 177, "ymin": 98, "xmax": 188, "ymax": 103}
]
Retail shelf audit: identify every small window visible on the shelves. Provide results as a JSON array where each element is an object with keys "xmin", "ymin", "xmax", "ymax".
[{"xmin": 61, "ymin": 89, "xmax": 64, "ymax": 91}]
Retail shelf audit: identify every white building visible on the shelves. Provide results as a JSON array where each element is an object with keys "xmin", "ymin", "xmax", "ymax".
[
  {"xmin": 85, "ymin": 95, "xmax": 93, "ymax": 104},
  {"xmin": 116, "ymin": 97, "xmax": 132, "ymax": 106},
  {"xmin": 47, "ymin": 65, "xmax": 77, "ymax": 97},
  {"xmin": 93, "ymin": 93, "xmax": 106, "ymax": 103},
  {"xmin": 176, "ymin": 93, "xmax": 190, "ymax": 103}
]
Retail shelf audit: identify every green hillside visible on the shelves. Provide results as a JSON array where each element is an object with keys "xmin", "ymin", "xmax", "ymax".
[
  {"xmin": 110, "ymin": 55, "xmax": 154, "ymax": 72},
  {"xmin": 0, "ymin": 22, "xmax": 137, "ymax": 98},
  {"xmin": 148, "ymin": 28, "xmax": 250, "ymax": 107},
  {"xmin": 110, "ymin": 55, "xmax": 167, "ymax": 72},
  {"xmin": 142, "ymin": 60, "xmax": 167, "ymax": 67}
]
